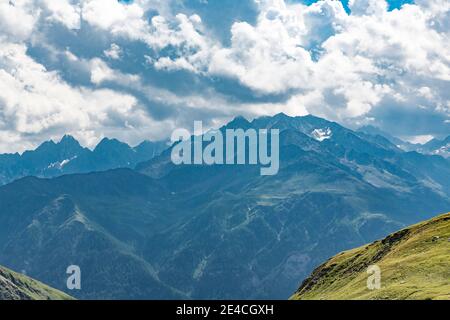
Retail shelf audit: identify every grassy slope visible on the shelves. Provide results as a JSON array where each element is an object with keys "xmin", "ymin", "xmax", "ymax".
[
  {"xmin": 0, "ymin": 265, "xmax": 74, "ymax": 300},
  {"xmin": 291, "ymin": 212, "xmax": 450, "ymax": 300}
]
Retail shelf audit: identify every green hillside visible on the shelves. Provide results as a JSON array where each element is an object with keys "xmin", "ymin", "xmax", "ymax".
[
  {"xmin": 0, "ymin": 265, "xmax": 73, "ymax": 300},
  {"xmin": 292, "ymin": 212, "xmax": 450, "ymax": 300}
]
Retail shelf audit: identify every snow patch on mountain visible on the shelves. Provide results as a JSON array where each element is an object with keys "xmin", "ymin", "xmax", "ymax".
[
  {"xmin": 47, "ymin": 156, "xmax": 77, "ymax": 170},
  {"xmin": 311, "ymin": 128, "xmax": 332, "ymax": 142},
  {"xmin": 431, "ymin": 144, "xmax": 450, "ymax": 158}
]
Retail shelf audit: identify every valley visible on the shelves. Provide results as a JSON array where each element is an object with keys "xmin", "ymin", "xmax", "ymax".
[{"xmin": 0, "ymin": 114, "xmax": 449, "ymax": 299}]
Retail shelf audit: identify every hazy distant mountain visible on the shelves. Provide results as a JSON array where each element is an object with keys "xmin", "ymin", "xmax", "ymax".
[
  {"xmin": 418, "ymin": 136, "xmax": 450, "ymax": 158},
  {"xmin": 0, "ymin": 136, "xmax": 168, "ymax": 185},
  {"xmin": 292, "ymin": 212, "xmax": 450, "ymax": 300},
  {"xmin": 358, "ymin": 125, "xmax": 418, "ymax": 151},
  {"xmin": 0, "ymin": 114, "xmax": 449, "ymax": 299},
  {"xmin": 358, "ymin": 125, "xmax": 450, "ymax": 158}
]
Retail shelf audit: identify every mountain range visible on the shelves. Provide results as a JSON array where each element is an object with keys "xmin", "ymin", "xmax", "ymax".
[
  {"xmin": 358, "ymin": 125, "xmax": 450, "ymax": 158},
  {"xmin": 418, "ymin": 136, "xmax": 450, "ymax": 158},
  {"xmin": 292, "ymin": 212, "xmax": 450, "ymax": 300},
  {"xmin": 0, "ymin": 113, "xmax": 449, "ymax": 299},
  {"xmin": 0, "ymin": 135, "xmax": 168, "ymax": 186}
]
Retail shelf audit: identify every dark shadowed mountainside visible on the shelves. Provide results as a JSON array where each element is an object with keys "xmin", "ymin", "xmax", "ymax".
[{"xmin": 0, "ymin": 114, "xmax": 449, "ymax": 299}]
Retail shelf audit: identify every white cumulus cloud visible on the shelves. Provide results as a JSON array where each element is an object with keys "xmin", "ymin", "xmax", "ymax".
[
  {"xmin": 0, "ymin": 0, "xmax": 448, "ymax": 151},
  {"xmin": 0, "ymin": 42, "xmax": 156, "ymax": 152}
]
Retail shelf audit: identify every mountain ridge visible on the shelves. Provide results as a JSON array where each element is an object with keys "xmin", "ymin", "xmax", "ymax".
[
  {"xmin": 358, "ymin": 125, "xmax": 450, "ymax": 158},
  {"xmin": 0, "ymin": 264, "xmax": 73, "ymax": 300},
  {"xmin": 291, "ymin": 212, "xmax": 450, "ymax": 300},
  {"xmin": 0, "ymin": 113, "xmax": 449, "ymax": 299},
  {"xmin": 0, "ymin": 135, "xmax": 168, "ymax": 186}
]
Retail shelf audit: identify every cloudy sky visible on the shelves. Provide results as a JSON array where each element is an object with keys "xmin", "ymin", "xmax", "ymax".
[{"xmin": 0, "ymin": 0, "xmax": 449, "ymax": 152}]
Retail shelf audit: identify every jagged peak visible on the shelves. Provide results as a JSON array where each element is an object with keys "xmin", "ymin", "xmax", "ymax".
[
  {"xmin": 226, "ymin": 115, "xmax": 252, "ymax": 129},
  {"xmin": 231, "ymin": 115, "xmax": 251, "ymax": 123},
  {"xmin": 57, "ymin": 135, "xmax": 83, "ymax": 149},
  {"xmin": 94, "ymin": 137, "xmax": 131, "ymax": 152},
  {"xmin": 59, "ymin": 134, "xmax": 78, "ymax": 143},
  {"xmin": 32, "ymin": 139, "xmax": 57, "ymax": 153},
  {"xmin": 32, "ymin": 135, "xmax": 82, "ymax": 153},
  {"xmin": 272, "ymin": 112, "xmax": 291, "ymax": 120}
]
